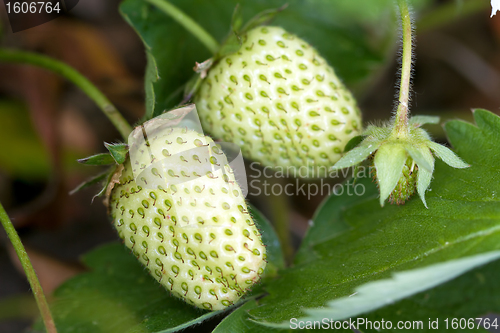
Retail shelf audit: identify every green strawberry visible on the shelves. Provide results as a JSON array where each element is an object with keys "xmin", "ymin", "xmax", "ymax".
[
  {"xmin": 372, "ymin": 156, "xmax": 417, "ymax": 205},
  {"xmin": 107, "ymin": 125, "xmax": 266, "ymax": 310},
  {"xmin": 195, "ymin": 26, "xmax": 362, "ymax": 178}
]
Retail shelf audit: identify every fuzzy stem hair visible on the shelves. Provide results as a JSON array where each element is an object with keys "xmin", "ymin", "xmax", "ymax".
[{"xmin": 392, "ymin": 0, "xmax": 414, "ymax": 139}]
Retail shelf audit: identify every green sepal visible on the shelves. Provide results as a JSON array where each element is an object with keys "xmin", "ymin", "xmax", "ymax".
[
  {"xmin": 143, "ymin": 51, "xmax": 159, "ymax": 121},
  {"xmin": 182, "ymin": 73, "xmax": 203, "ymax": 104},
  {"xmin": 416, "ymin": 148, "xmax": 435, "ymax": 208},
  {"xmin": 186, "ymin": 4, "xmax": 288, "ymax": 105},
  {"xmin": 331, "ymin": 140, "xmax": 381, "ymax": 170},
  {"xmin": 231, "ymin": 4, "xmax": 243, "ymax": 34},
  {"xmin": 239, "ymin": 4, "xmax": 288, "ymax": 35},
  {"xmin": 92, "ymin": 165, "xmax": 119, "ymax": 203},
  {"xmin": 409, "ymin": 115, "xmax": 440, "ymax": 127},
  {"xmin": 428, "ymin": 141, "xmax": 470, "ymax": 169},
  {"xmin": 363, "ymin": 124, "xmax": 391, "ymax": 139},
  {"xmin": 215, "ymin": 31, "xmax": 242, "ymax": 61},
  {"xmin": 69, "ymin": 170, "xmax": 110, "ymax": 195},
  {"xmin": 374, "ymin": 143, "xmax": 407, "ymax": 206},
  {"xmin": 404, "ymin": 144, "xmax": 433, "ymax": 172},
  {"xmin": 104, "ymin": 142, "xmax": 129, "ymax": 165},
  {"xmin": 211, "ymin": 5, "xmax": 246, "ymax": 59},
  {"xmin": 77, "ymin": 153, "xmax": 115, "ymax": 166},
  {"xmin": 215, "ymin": 4, "xmax": 288, "ymax": 60}
]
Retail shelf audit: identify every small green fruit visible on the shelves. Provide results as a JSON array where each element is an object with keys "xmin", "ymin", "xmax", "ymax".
[
  {"xmin": 373, "ymin": 156, "xmax": 417, "ymax": 205},
  {"xmin": 107, "ymin": 125, "xmax": 266, "ymax": 310},
  {"xmin": 195, "ymin": 26, "xmax": 362, "ymax": 178}
]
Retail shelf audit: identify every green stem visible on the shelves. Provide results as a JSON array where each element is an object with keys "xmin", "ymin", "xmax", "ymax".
[
  {"xmin": 268, "ymin": 179, "xmax": 293, "ymax": 265},
  {"xmin": 392, "ymin": 0, "xmax": 413, "ymax": 138},
  {"xmin": 145, "ymin": 0, "xmax": 220, "ymax": 54},
  {"xmin": 0, "ymin": 202, "xmax": 57, "ymax": 333},
  {"xmin": 0, "ymin": 50, "xmax": 132, "ymax": 140}
]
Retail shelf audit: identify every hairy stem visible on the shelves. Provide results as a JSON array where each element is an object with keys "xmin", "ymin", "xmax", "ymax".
[
  {"xmin": 145, "ymin": 0, "xmax": 220, "ymax": 54},
  {"xmin": 0, "ymin": 50, "xmax": 132, "ymax": 140},
  {"xmin": 393, "ymin": 0, "xmax": 413, "ymax": 138},
  {"xmin": 0, "ymin": 203, "xmax": 57, "ymax": 333}
]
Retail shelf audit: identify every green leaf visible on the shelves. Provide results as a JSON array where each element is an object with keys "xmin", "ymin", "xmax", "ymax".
[
  {"xmin": 104, "ymin": 142, "xmax": 129, "ymax": 164},
  {"xmin": 77, "ymin": 153, "xmax": 115, "ymax": 166},
  {"xmin": 213, "ymin": 300, "xmax": 275, "ymax": 333},
  {"xmin": 257, "ymin": 255, "xmax": 500, "ymax": 331},
  {"xmin": 293, "ymin": 251, "xmax": 500, "ymax": 325},
  {"xmin": 294, "ymin": 177, "xmax": 378, "ymax": 265},
  {"xmin": 0, "ymin": 294, "xmax": 38, "ymax": 321},
  {"xmin": 32, "ymin": 205, "xmax": 281, "ymax": 333},
  {"xmin": 249, "ymin": 205, "xmax": 285, "ymax": 282},
  {"xmin": 214, "ymin": 299, "xmax": 337, "ymax": 332},
  {"xmin": 31, "ymin": 242, "xmax": 223, "ymax": 333},
  {"xmin": 471, "ymin": 109, "xmax": 500, "ymax": 141},
  {"xmin": 248, "ymin": 110, "xmax": 500, "ymax": 324},
  {"xmin": 362, "ymin": 258, "xmax": 500, "ymax": 332}
]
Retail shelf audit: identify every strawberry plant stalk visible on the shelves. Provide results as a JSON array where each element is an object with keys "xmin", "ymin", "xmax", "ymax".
[
  {"xmin": 144, "ymin": 0, "xmax": 220, "ymax": 54},
  {"xmin": 0, "ymin": 49, "xmax": 133, "ymax": 140},
  {"xmin": 393, "ymin": 0, "xmax": 413, "ymax": 139},
  {"xmin": 0, "ymin": 202, "xmax": 57, "ymax": 333}
]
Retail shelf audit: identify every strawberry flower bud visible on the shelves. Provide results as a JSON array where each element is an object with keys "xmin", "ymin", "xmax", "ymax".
[{"xmin": 332, "ymin": 116, "xmax": 469, "ymax": 207}]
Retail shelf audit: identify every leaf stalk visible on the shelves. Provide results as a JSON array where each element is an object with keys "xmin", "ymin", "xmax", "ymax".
[
  {"xmin": 0, "ymin": 49, "xmax": 132, "ymax": 140},
  {"xmin": 145, "ymin": 0, "xmax": 220, "ymax": 54}
]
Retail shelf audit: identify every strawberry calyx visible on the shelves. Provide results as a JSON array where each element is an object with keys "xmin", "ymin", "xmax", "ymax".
[
  {"xmin": 72, "ymin": 142, "xmax": 130, "ymax": 201},
  {"xmin": 332, "ymin": 116, "xmax": 469, "ymax": 207},
  {"xmin": 183, "ymin": 4, "xmax": 287, "ymax": 104}
]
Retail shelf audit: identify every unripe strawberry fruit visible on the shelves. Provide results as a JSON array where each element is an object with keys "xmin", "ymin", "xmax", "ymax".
[
  {"xmin": 107, "ymin": 126, "xmax": 266, "ymax": 310},
  {"xmin": 195, "ymin": 26, "xmax": 361, "ymax": 177},
  {"xmin": 372, "ymin": 157, "xmax": 417, "ymax": 205}
]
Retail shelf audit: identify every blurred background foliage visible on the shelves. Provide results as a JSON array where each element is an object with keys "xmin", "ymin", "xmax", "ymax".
[{"xmin": 0, "ymin": 0, "xmax": 498, "ymax": 332}]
